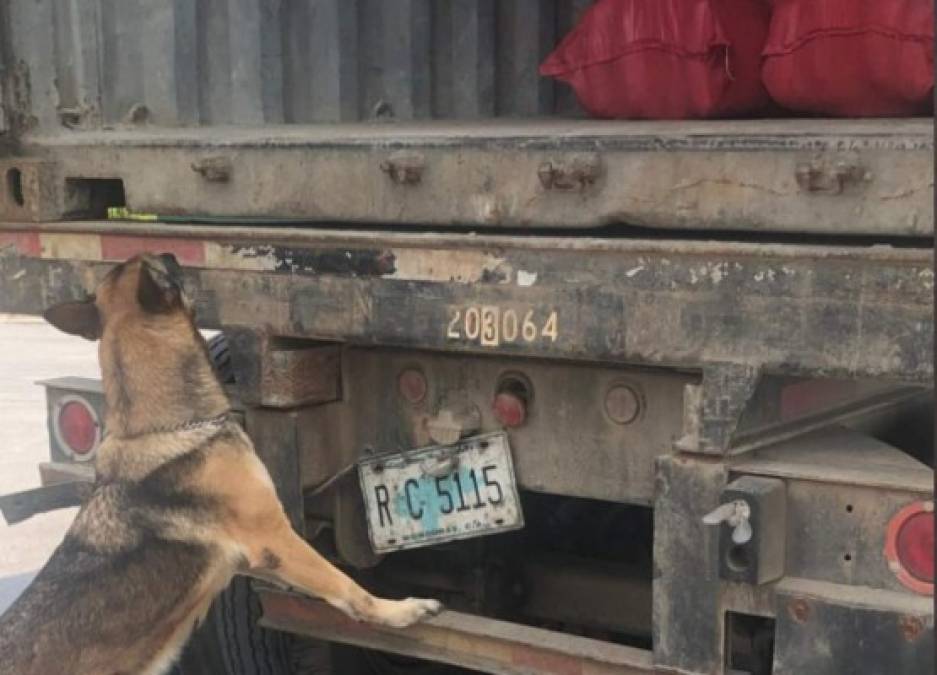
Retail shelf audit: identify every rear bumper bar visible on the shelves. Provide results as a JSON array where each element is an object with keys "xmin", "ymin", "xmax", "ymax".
[{"xmin": 259, "ymin": 590, "xmax": 657, "ymax": 675}]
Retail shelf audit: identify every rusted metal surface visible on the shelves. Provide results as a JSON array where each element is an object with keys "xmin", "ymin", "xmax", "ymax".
[
  {"xmin": 0, "ymin": 159, "xmax": 61, "ymax": 221},
  {"xmin": 0, "ymin": 223, "xmax": 931, "ymax": 385},
  {"xmin": 3, "ymin": 0, "xmax": 577, "ymax": 131},
  {"xmin": 189, "ymin": 156, "xmax": 232, "ymax": 183},
  {"xmin": 652, "ymin": 455, "xmax": 728, "ymax": 674},
  {"xmin": 537, "ymin": 153, "xmax": 603, "ymax": 192},
  {"xmin": 379, "ymin": 151, "xmax": 426, "ymax": 186},
  {"xmin": 731, "ymin": 429, "xmax": 932, "ymax": 595},
  {"xmin": 773, "ymin": 578, "xmax": 934, "ymax": 675},
  {"xmin": 293, "ymin": 348, "xmax": 689, "ymax": 508},
  {"xmin": 258, "ymin": 590, "xmax": 657, "ymax": 675},
  {"xmin": 656, "ymin": 430, "xmax": 933, "ymax": 673},
  {"xmin": 675, "ymin": 362, "xmax": 761, "ymax": 454},
  {"xmin": 678, "ymin": 370, "xmax": 928, "ymax": 455},
  {"xmin": 731, "ymin": 427, "xmax": 933, "ymax": 494},
  {"xmin": 226, "ymin": 329, "xmax": 342, "ymax": 408},
  {"xmin": 11, "ymin": 120, "xmax": 932, "ymax": 234},
  {"xmin": 692, "ymin": 378, "xmax": 929, "ymax": 454}
]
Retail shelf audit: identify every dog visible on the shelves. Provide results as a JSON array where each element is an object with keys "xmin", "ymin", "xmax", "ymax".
[{"xmin": 0, "ymin": 253, "xmax": 442, "ymax": 675}]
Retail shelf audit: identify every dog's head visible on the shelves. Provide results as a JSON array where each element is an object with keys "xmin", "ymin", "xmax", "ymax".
[{"xmin": 43, "ymin": 253, "xmax": 190, "ymax": 340}]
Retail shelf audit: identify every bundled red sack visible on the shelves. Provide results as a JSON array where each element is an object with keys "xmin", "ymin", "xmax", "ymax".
[
  {"xmin": 762, "ymin": 0, "xmax": 934, "ymax": 116},
  {"xmin": 539, "ymin": 0, "xmax": 772, "ymax": 119}
]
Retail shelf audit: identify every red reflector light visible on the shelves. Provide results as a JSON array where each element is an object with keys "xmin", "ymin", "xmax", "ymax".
[
  {"xmin": 56, "ymin": 398, "xmax": 99, "ymax": 457},
  {"xmin": 897, "ymin": 512, "xmax": 934, "ymax": 584},
  {"xmin": 885, "ymin": 502, "xmax": 934, "ymax": 595},
  {"xmin": 398, "ymin": 368, "xmax": 428, "ymax": 405},
  {"xmin": 493, "ymin": 392, "xmax": 526, "ymax": 428},
  {"xmin": 492, "ymin": 375, "xmax": 532, "ymax": 429}
]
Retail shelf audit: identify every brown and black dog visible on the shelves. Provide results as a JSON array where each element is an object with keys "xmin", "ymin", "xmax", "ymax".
[{"xmin": 0, "ymin": 253, "xmax": 441, "ymax": 675}]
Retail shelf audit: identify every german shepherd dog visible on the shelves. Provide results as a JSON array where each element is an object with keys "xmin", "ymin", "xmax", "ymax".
[{"xmin": 0, "ymin": 254, "xmax": 442, "ymax": 675}]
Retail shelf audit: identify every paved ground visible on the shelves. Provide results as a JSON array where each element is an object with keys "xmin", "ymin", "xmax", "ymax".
[{"xmin": 0, "ymin": 315, "xmax": 99, "ymax": 612}]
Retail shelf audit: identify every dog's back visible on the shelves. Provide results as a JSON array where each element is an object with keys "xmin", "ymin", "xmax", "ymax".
[{"xmin": 0, "ymin": 425, "xmax": 243, "ymax": 675}]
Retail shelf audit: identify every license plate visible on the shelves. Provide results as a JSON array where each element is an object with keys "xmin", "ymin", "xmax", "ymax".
[{"xmin": 358, "ymin": 432, "xmax": 524, "ymax": 553}]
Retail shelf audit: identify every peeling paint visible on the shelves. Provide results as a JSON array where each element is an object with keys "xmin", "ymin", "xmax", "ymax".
[
  {"xmin": 389, "ymin": 249, "xmax": 511, "ymax": 284},
  {"xmin": 205, "ymin": 243, "xmax": 278, "ymax": 271},
  {"xmin": 754, "ymin": 268, "xmax": 777, "ymax": 283},
  {"xmin": 40, "ymin": 233, "xmax": 102, "ymax": 261},
  {"xmin": 688, "ymin": 262, "xmax": 728, "ymax": 285},
  {"xmin": 517, "ymin": 270, "xmax": 538, "ymax": 286},
  {"xmin": 919, "ymin": 269, "xmax": 934, "ymax": 291},
  {"xmin": 625, "ymin": 266, "xmax": 645, "ymax": 278}
]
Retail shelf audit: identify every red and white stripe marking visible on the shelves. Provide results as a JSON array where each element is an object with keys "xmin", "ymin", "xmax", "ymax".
[{"xmin": 0, "ymin": 231, "xmax": 277, "ymax": 271}]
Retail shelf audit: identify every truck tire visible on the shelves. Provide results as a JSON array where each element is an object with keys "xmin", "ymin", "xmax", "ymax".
[
  {"xmin": 172, "ymin": 334, "xmax": 298, "ymax": 674},
  {"xmin": 174, "ymin": 576, "xmax": 297, "ymax": 674}
]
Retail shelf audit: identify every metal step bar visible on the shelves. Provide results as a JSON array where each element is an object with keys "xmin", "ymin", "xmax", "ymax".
[{"xmin": 259, "ymin": 589, "xmax": 657, "ymax": 675}]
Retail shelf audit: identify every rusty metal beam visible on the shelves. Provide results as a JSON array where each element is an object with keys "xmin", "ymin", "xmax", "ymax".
[
  {"xmin": 0, "ymin": 222, "xmax": 930, "ymax": 384},
  {"xmin": 225, "ymin": 329, "xmax": 342, "ymax": 408},
  {"xmin": 15, "ymin": 119, "xmax": 934, "ymax": 235},
  {"xmin": 258, "ymin": 590, "xmax": 656, "ymax": 675}
]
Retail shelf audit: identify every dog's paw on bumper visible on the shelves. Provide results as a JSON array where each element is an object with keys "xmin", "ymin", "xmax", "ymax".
[{"xmin": 379, "ymin": 597, "xmax": 444, "ymax": 628}]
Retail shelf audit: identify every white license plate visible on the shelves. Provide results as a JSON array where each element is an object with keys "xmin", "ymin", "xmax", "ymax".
[{"xmin": 358, "ymin": 432, "xmax": 524, "ymax": 553}]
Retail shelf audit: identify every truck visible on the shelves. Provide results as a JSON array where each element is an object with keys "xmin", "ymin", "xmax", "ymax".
[{"xmin": 0, "ymin": 2, "xmax": 932, "ymax": 674}]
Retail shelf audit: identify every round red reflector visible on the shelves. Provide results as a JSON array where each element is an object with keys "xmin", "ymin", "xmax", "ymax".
[
  {"xmin": 493, "ymin": 392, "xmax": 526, "ymax": 428},
  {"xmin": 896, "ymin": 512, "xmax": 934, "ymax": 584},
  {"xmin": 58, "ymin": 400, "xmax": 98, "ymax": 455},
  {"xmin": 398, "ymin": 368, "xmax": 427, "ymax": 405},
  {"xmin": 885, "ymin": 501, "xmax": 934, "ymax": 595}
]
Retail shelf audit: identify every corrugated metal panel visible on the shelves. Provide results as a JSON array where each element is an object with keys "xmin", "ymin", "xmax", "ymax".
[{"xmin": 3, "ymin": 0, "xmax": 588, "ymax": 131}]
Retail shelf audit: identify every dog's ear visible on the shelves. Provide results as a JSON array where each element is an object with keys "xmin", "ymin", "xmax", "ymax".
[
  {"xmin": 43, "ymin": 299, "xmax": 101, "ymax": 340},
  {"xmin": 158, "ymin": 253, "xmax": 182, "ymax": 277},
  {"xmin": 137, "ymin": 260, "xmax": 179, "ymax": 313}
]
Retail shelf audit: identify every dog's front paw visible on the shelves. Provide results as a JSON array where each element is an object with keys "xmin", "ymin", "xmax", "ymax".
[{"xmin": 377, "ymin": 597, "xmax": 444, "ymax": 628}]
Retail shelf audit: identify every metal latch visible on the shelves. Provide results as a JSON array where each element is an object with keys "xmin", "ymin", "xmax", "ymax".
[{"xmin": 703, "ymin": 499, "xmax": 753, "ymax": 544}]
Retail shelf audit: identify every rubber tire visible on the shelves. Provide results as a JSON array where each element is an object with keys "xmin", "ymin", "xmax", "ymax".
[{"xmin": 171, "ymin": 334, "xmax": 297, "ymax": 674}]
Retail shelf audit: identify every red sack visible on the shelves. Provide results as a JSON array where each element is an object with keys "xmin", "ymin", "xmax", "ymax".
[
  {"xmin": 762, "ymin": 0, "xmax": 934, "ymax": 117},
  {"xmin": 539, "ymin": 0, "xmax": 772, "ymax": 119}
]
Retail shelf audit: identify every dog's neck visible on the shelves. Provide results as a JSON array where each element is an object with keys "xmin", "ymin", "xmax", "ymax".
[{"xmin": 99, "ymin": 313, "xmax": 230, "ymax": 438}]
